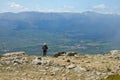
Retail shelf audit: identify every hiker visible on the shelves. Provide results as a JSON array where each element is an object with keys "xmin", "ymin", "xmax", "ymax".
[{"xmin": 42, "ymin": 43, "xmax": 48, "ymax": 56}]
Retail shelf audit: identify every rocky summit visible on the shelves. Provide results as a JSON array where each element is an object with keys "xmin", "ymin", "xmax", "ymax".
[{"xmin": 0, "ymin": 50, "xmax": 120, "ymax": 80}]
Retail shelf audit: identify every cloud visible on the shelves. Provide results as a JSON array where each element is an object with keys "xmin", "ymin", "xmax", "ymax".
[
  {"xmin": 63, "ymin": 5, "xmax": 75, "ymax": 9},
  {"xmin": 36, "ymin": 5, "xmax": 75, "ymax": 13},
  {"xmin": 36, "ymin": 7, "xmax": 54, "ymax": 12},
  {"xmin": 38, "ymin": 8, "xmax": 56, "ymax": 12},
  {"xmin": 93, "ymin": 4, "xmax": 107, "ymax": 10},
  {"xmin": 62, "ymin": 5, "xmax": 75, "ymax": 12},
  {"xmin": 8, "ymin": 2, "xmax": 29, "ymax": 11},
  {"xmin": 10, "ymin": 2, "xmax": 23, "ymax": 9},
  {"xmin": 90, "ymin": 4, "xmax": 116, "ymax": 14}
]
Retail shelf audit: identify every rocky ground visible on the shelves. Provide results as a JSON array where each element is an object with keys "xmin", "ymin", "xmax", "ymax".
[{"xmin": 0, "ymin": 50, "xmax": 120, "ymax": 80}]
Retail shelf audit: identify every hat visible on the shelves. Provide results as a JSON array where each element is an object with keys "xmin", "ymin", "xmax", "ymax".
[{"xmin": 43, "ymin": 43, "xmax": 47, "ymax": 45}]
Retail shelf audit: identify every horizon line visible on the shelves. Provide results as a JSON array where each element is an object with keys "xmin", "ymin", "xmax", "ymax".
[{"xmin": 0, "ymin": 11, "xmax": 119, "ymax": 15}]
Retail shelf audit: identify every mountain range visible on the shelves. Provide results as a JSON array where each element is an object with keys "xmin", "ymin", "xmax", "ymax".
[{"xmin": 0, "ymin": 11, "xmax": 120, "ymax": 55}]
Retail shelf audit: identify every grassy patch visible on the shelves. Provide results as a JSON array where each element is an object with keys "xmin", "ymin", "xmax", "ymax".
[{"xmin": 101, "ymin": 74, "xmax": 120, "ymax": 80}]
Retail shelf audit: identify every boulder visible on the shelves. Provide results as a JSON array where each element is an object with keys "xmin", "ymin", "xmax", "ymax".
[
  {"xmin": 3, "ymin": 52, "xmax": 26, "ymax": 57},
  {"xmin": 109, "ymin": 50, "xmax": 120, "ymax": 59},
  {"xmin": 54, "ymin": 52, "xmax": 66, "ymax": 57},
  {"xmin": 32, "ymin": 57, "xmax": 53, "ymax": 66},
  {"xmin": 66, "ymin": 52, "xmax": 77, "ymax": 56},
  {"xmin": 41, "ymin": 59, "xmax": 53, "ymax": 66},
  {"xmin": 13, "ymin": 60, "xmax": 24, "ymax": 65},
  {"xmin": 74, "ymin": 66, "xmax": 86, "ymax": 72},
  {"xmin": 32, "ymin": 57, "xmax": 42, "ymax": 65},
  {"xmin": 67, "ymin": 64, "xmax": 76, "ymax": 69},
  {"xmin": 54, "ymin": 52, "xmax": 78, "ymax": 57}
]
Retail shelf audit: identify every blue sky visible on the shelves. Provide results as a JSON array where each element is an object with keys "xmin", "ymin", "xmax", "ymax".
[{"xmin": 0, "ymin": 0, "xmax": 120, "ymax": 14}]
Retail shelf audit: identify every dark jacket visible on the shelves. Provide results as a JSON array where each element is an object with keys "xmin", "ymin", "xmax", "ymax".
[{"xmin": 42, "ymin": 45, "xmax": 48, "ymax": 52}]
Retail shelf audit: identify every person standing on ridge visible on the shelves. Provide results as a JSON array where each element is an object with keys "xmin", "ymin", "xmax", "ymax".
[{"xmin": 42, "ymin": 43, "xmax": 48, "ymax": 56}]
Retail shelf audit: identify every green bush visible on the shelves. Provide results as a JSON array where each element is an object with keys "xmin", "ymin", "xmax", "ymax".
[{"xmin": 0, "ymin": 55, "xmax": 4, "ymax": 58}]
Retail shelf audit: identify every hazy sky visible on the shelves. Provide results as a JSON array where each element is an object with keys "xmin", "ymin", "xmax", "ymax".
[{"xmin": 0, "ymin": 0, "xmax": 120, "ymax": 14}]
